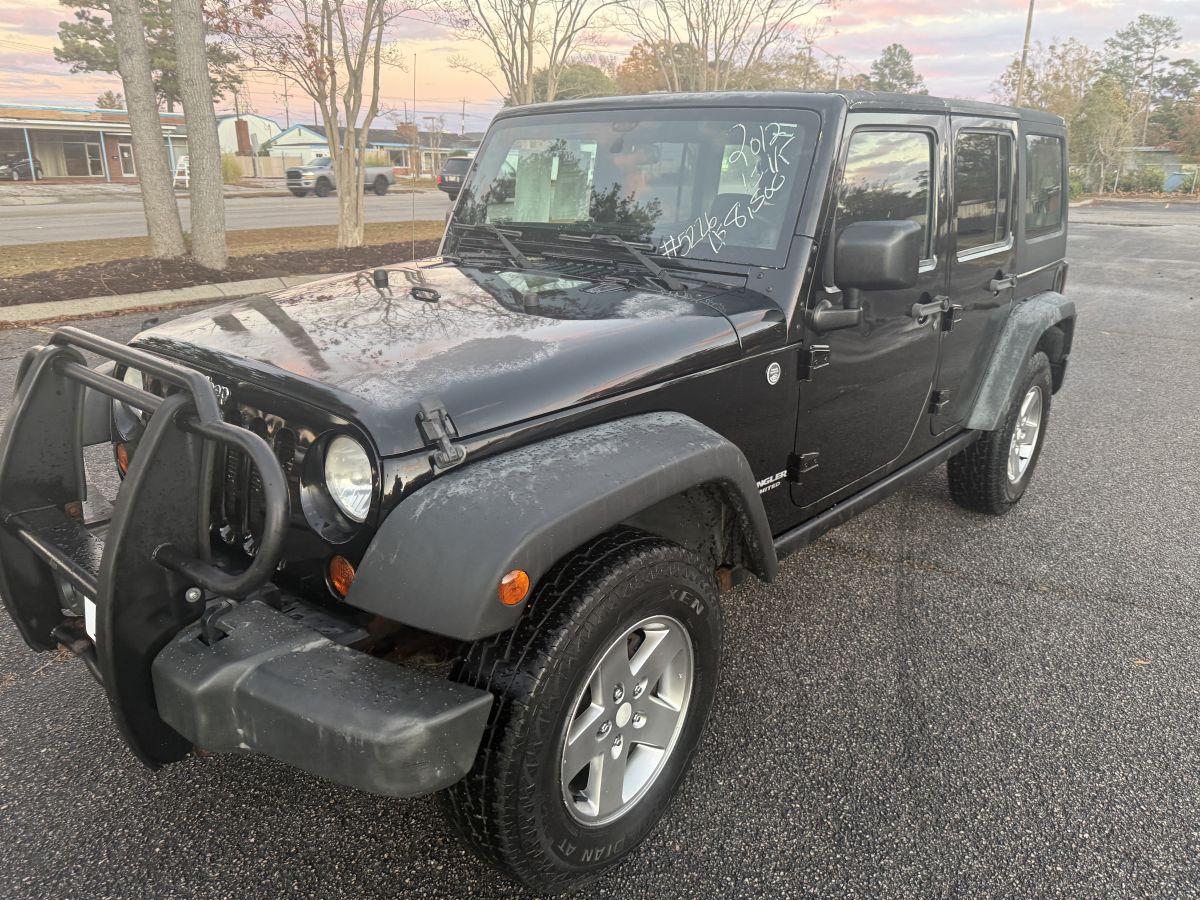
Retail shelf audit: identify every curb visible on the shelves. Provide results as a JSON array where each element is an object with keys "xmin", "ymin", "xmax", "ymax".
[
  {"xmin": 0, "ymin": 274, "xmax": 330, "ymax": 329},
  {"xmin": 1068, "ymin": 198, "xmax": 1094, "ymax": 208}
]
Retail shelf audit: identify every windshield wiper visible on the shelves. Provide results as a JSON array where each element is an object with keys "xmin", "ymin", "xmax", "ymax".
[
  {"xmin": 558, "ymin": 233, "xmax": 686, "ymax": 292},
  {"xmin": 449, "ymin": 222, "xmax": 532, "ymax": 269}
]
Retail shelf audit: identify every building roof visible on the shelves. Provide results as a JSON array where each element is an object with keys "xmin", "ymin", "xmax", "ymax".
[
  {"xmin": 266, "ymin": 122, "xmax": 482, "ymax": 150},
  {"xmin": 0, "ymin": 102, "xmax": 186, "ymax": 133}
]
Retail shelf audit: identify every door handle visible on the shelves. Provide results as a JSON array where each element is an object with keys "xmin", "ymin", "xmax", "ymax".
[
  {"xmin": 988, "ymin": 273, "xmax": 1017, "ymax": 293},
  {"xmin": 909, "ymin": 295, "xmax": 950, "ymax": 320}
]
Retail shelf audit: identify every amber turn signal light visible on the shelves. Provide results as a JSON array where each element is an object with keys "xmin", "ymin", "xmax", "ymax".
[
  {"xmin": 498, "ymin": 569, "xmax": 530, "ymax": 606},
  {"xmin": 115, "ymin": 442, "xmax": 130, "ymax": 475},
  {"xmin": 329, "ymin": 555, "xmax": 356, "ymax": 598}
]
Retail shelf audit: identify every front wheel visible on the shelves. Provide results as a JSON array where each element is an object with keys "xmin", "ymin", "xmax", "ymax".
[
  {"xmin": 440, "ymin": 530, "xmax": 721, "ymax": 894},
  {"xmin": 313, "ymin": 178, "xmax": 332, "ymax": 197},
  {"xmin": 948, "ymin": 350, "xmax": 1053, "ymax": 514},
  {"xmin": 289, "ymin": 188, "xmax": 308, "ymax": 197},
  {"xmin": 372, "ymin": 175, "xmax": 389, "ymax": 195}
]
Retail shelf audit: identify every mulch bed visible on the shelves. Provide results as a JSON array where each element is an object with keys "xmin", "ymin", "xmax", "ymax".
[{"xmin": 0, "ymin": 239, "xmax": 442, "ymax": 308}]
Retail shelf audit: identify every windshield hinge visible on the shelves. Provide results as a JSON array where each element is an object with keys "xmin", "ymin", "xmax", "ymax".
[
  {"xmin": 798, "ymin": 345, "xmax": 830, "ymax": 381},
  {"xmin": 416, "ymin": 398, "xmax": 467, "ymax": 471}
]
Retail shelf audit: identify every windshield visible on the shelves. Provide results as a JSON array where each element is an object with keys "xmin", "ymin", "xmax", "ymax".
[{"xmin": 451, "ymin": 107, "xmax": 820, "ymax": 266}]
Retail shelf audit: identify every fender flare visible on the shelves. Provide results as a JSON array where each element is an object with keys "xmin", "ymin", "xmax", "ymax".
[
  {"xmin": 346, "ymin": 412, "xmax": 778, "ymax": 642},
  {"xmin": 966, "ymin": 291, "xmax": 1076, "ymax": 431}
]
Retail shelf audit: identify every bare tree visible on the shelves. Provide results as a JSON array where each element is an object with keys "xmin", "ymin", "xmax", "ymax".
[
  {"xmin": 616, "ymin": 0, "xmax": 833, "ymax": 92},
  {"xmin": 110, "ymin": 0, "xmax": 186, "ymax": 257},
  {"xmin": 174, "ymin": 0, "xmax": 227, "ymax": 269},
  {"xmin": 445, "ymin": 0, "xmax": 617, "ymax": 105},
  {"xmin": 215, "ymin": 0, "xmax": 416, "ymax": 248}
]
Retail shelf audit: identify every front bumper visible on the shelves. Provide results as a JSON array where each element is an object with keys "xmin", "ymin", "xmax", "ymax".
[{"xmin": 154, "ymin": 600, "xmax": 492, "ymax": 797}]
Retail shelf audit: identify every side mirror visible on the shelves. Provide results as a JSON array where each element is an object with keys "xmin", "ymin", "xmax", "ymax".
[{"xmin": 834, "ymin": 220, "xmax": 923, "ymax": 292}]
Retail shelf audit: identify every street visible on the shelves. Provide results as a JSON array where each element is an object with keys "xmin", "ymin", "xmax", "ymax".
[
  {"xmin": 0, "ymin": 203, "xmax": 1199, "ymax": 898},
  {"xmin": 0, "ymin": 190, "xmax": 452, "ymax": 245}
]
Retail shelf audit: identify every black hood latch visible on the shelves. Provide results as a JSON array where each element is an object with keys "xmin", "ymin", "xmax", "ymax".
[{"xmin": 416, "ymin": 398, "xmax": 468, "ymax": 471}]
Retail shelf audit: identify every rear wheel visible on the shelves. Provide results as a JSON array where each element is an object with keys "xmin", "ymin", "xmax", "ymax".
[
  {"xmin": 313, "ymin": 177, "xmax": 332, "ymax": 197},
  {"xmin": 948, "ymin": 350, "xmax": 1052, "ymax": 515},
  {"xmin": 372, "ymin": 175, "xmax": 389, "ymax": 195},
  {"xmin": 440, "ymin": 530, "xmax": 721, "ymax": 894}
]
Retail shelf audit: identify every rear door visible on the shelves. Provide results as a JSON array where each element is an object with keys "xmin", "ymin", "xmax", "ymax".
[
  {"xmin": 792, "ymin": 112, "xmax": 949, "ymax": 510},
  {"xmin": 932, "ymin": 116, "xmax": 1018, "ymax": 431}
]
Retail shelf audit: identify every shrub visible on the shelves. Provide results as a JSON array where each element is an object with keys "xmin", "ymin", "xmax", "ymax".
[
  {"xmin": 1068, "ymin": 174, "xmax": 1085, "ymax": 200},
  {"xmin": 220, "ymin": 153, "xmax": 243, "ymax": 184},
  {"xmin": 1117, "ymin": 164, "xmax": 1165, "ymax": 194},
  {"xmin": 365, "ymin": 151, "xmax": 393, "ymax": 167}
]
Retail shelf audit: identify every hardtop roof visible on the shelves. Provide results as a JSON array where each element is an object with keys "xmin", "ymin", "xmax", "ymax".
[{"xmin": 495, "ymin": 90, "xmax": 1065, "ymax": 128}]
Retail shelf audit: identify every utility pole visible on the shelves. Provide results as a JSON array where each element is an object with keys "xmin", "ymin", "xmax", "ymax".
[
  {"xmin": 412, "ymin": 53, "xmax": 418, "ymax": 176},
  {"xmin": 460, "ymin": 98, "xmax": 466, "ymax": 135},
  {"xmin": 834, "ymin": 56, "xmax": 844, "ymax": 90},
  {"xmin": 281, "ymin": 78, "xmax": 290, "ymax": 129},
  {"xmin": 1015, "ymin": 0, "xmax": 1036, "ymax": 107},
  {"xmin": 803, "ymin": 43, "xmax": 814, "ymax": 90}
]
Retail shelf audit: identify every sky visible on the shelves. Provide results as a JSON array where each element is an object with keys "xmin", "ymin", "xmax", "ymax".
[{"xmin": 0, "ymin": 0, "xmax": 1197, "ymax": 133}]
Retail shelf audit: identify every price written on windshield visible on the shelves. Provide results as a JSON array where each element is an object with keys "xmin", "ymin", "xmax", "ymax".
[{"xmin": 659, "ymin": 122, "xmax": 798, "ymax": 259}]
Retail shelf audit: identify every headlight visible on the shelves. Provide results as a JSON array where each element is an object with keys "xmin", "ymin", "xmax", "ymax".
[
  {"xmin": 112, "ymin": 366, "xmax": 146, "ymax": 438},
  {"xmin": 324, "ymin": 435, "xmax": 372, "ymax": 523},
  {"xmin": 301, "ymin": 173, "xmax": 315, "ymax": 181}
]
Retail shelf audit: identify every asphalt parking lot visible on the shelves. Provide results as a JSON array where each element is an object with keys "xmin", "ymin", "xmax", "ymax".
[{"xmin": 1, "ymin": 201, "xmax": 1198, "ymax": 898}]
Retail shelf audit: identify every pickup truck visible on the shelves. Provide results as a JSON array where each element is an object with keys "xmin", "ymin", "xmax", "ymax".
[
  {"xmin": 286, "ymin": 155, "xmax": 395, "ymax": 197},
  {"xmin": 0, "ymin": 91, "xmax": 1073, "ymax": 894}
]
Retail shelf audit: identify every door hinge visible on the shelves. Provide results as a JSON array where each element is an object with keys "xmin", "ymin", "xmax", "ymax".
[
  {"xmin": 416, "ymin": 397, "xmax": 467, "ymax": 470},
  {"xmin": 798, "ymin": 345, "xmax": 830, "ymax": 381},
  {"xmin": 787, "ymin": 451, "xmax": 820, "ymax": 482},
  {"xmin": 942, "ymin": 304, "xmax": 964, "ymax": 332},
  {"xmin": 929, "ymin": 390, "xmax": 953, "ymax": 415}
]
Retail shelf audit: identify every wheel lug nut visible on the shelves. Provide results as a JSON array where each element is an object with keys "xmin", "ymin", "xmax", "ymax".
[
  {"xmin": 632, "ymin": 713, "xmax": 645, "ymax": 728},
  {"xmin": 611, "ymin": 734, "xmax": 623, "ymax": 758},
  {"xmin": 612, "ymin": 683, "xmax": 625, "ymax": 703},
  {"xmin": 632, "ymin": 679, "xmax": 645, "ymax": 699},
  {"xmin": 597, "ymin": 720, "xmax": 612, "ymax": 738}
]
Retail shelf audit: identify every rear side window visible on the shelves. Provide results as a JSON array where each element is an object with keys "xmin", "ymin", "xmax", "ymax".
[
  {"xmin": 954, "ymin": 132, "xmax": 1013, "ymax": 254},
  {"xmin": 838, "ymin": 130, "xmax": 935, "ymax": 259},
  {"xmin": 1025, "ymin": 135, "xmax": 1064, "ymax": 235}
]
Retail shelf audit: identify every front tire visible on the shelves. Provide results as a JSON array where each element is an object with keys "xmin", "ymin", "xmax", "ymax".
[
  {"xmin": 289, "ymin": 188, "xmax": 308, "ymax": 197},
  {"xmin": 948, "ymin": 350, "xmax": 1053, "ymax": 514},
  {"xmin": 313, "ymin": 177, "xmax": 332, "ymax": 197},
  {"xmin": 441, "ymin": 530, "xmax": 721, "ymax": 894}
]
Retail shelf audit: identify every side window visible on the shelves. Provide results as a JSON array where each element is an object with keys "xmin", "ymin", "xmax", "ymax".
[
  {"xmin": 1025, "ymin": 135, "xmax": 1064, "ymax": 235},
  {"xmin": 954, "ymin": 131, "xmax": 1013, "ymax": 254},
  {"xmin": 838, "ymin": 130, "xmax": 934, "ymax": 260}
]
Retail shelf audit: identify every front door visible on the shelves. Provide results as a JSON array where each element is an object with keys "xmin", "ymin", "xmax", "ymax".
[
  {"xmin": 792, "ymin": 113, "xmax": 949, "ymax": 510},
  {"xmin": 932, "ymin": 116, "xmax": 1018, "ymax": 431},
  {"xmin": 119, "ymin": 143, "xmax": 136, "ymax": 178}
]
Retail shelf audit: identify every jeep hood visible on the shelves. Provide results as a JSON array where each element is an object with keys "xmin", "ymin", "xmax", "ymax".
[{"xmin": 132, "ymin": 260, "xmax": 784, "ymax": 456}]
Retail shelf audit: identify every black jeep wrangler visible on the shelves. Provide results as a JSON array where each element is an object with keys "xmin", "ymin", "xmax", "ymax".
[{"xmin": 0, "ymin": 92, "xmax": 1073, "ymax": 894}]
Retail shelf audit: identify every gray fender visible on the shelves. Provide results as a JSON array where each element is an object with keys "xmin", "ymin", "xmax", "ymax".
[
  {"xmin": 966, "ymin": 291, "xmax": 1076, "ymax": 431},
  {"xmin": 346, "ymin": 412, "xmax": 778, "ymax": 642}
]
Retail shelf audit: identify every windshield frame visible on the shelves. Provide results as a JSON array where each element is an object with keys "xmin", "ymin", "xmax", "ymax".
[{"xmin": 448, "ymin": 105, "xmax": 822, "ymax": 270}]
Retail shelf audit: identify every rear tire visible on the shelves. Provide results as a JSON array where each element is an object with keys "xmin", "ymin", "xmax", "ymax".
[
  {"xmin": 440, "ymin": 529, "xmax": 721, "ymax": 894},
  {"xmin": 313, "ymin": 178, "xmax": 332, "ymax": 197},
  {"xmin": 372, "ymin": 175, "xmax": 389, "ymax": 195},
  {"xmin": 948, "ymin": 350, "xmax": 1052, "ymax": 515}
]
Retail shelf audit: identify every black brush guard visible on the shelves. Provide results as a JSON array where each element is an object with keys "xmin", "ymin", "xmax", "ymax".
[
  {"xmin": 0, "ymin": 326, "xmax": 291, "ymax": 766},
  {"xmin": 0, "ymin": 327, "xmax": 494, "ymax": 795}
]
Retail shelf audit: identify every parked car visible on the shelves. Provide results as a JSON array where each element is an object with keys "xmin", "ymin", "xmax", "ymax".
[
  {"xmin": 0, "ymin": 154, "xmax": 43, "ymax": 181},
  {"xmin": 286, "ymin": 155, "xmax": 395, "ymax": 197},
  {"xmin": 437, "ymin": 155, "xmax": 472, "ymax": 199},
  {"xmin": 0, "ymin": 91, "xmax": 1073, "ymax": 895}
]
